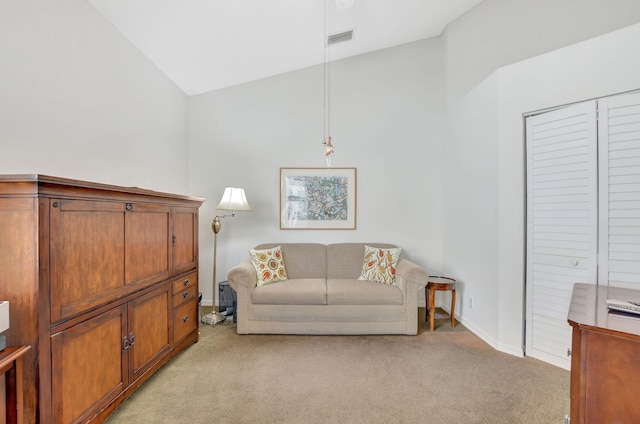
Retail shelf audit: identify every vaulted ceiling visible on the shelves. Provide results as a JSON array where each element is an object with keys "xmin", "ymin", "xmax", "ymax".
[{"xmin": 88, "ymin": 0, "xmax": 482, "ymax": 96}]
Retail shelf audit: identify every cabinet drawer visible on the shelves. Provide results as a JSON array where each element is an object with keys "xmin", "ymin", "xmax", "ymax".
[
  {"xmin": 173, "ymin": 283, "xmax": 197, "ymax": 308},
  {"xmin": 173, "ymin": 300, "xmax": 197, "ymax": 343},
  {"xmin": 172, "ymin": 273, "xmax": 197, "ymax": 295}
]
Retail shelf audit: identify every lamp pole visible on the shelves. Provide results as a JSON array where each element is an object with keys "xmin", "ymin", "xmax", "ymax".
[
  {"xmin": 202, "ymin": 187, "xmax": 251, "ymax": 325},
  {"xmin": 205, "ymin": 215, "xmax": 226, "ymax": 325}
]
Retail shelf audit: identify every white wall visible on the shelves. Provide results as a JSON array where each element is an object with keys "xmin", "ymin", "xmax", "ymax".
[
  {"xmin": 444, "ymin": 20, "xmax": 640, "ymax": 354},
  {"xmin": 496, "ymin": 22, "xmax": 640, "ymax": 354},
  {"xmin": 441, "ymin": 0, "xmax": 640, "ymax": 356},
  {"xmin": 188, "ymin": 39, "xmax": 445, "ymax": 307},
  {"xmin": 443, "ymin": 0, "xmax": 640, "ymax": 100},
  {"xmin": 442, "ymin": 73, "xmax": 501, "ymax": 345},
  {"xmin": 0, "ymin": 0, "xmax": 189, "ymax": 192}
]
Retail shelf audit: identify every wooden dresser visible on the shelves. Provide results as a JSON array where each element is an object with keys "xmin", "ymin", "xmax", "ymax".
[
  {"xmin": 0, "ymin": 175, "xmax": 204, "ymax": 423},
  {"xmin": 567, "ymin": 283, "xmax": 640, "ymax": 423}
]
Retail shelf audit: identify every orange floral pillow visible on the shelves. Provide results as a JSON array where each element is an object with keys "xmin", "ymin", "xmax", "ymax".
[
  {"xmin": 250, "ymin": 246, "xmax": 288, "ymax": 286},
  {"xmin": 358, "ymin": 245, "xmax": 401, "ymax": 285}
]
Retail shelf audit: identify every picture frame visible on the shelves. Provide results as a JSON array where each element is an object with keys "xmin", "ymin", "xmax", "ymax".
[{"xmin": 280, "ymin": 167, "xmax": 356, "ymax": 230}]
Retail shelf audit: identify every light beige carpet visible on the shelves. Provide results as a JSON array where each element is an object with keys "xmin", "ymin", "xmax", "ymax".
[{"xmin": 106, "ymin": 310, "xmax": 570, "ymax": 424}]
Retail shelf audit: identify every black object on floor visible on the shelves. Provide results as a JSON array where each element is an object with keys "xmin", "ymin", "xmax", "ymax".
[{"xmin": 219, "ymin": 281, "xmax": 237, "ymax": 323}]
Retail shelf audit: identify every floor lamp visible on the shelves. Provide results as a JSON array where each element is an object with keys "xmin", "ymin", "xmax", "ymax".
[{"xmin": 202, "ymin": 187, "xmax": 251, "ymax": 325}]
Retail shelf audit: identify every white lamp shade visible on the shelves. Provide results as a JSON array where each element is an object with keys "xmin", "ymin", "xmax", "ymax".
[
  {"xmin": 0, "ymin": 301, "xmax": 9, "ymax": 333},
  {"xmin": 216, "ymin": 187, "xmax": 251, "ymax": 212}
]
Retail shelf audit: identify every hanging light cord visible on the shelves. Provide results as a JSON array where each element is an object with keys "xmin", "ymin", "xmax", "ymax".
[
  {"xmin": 327, "ymin": 1, "xmax": 331, "ymax": 140},
  {"xmin": 323, "ymin": 0, "xmax": 325, "ymax": 142},
  {"xmin": 323, "ymin": 0, "xmax": 330, "ymax": 141},
  {"xmin": 323, "ymin": 0, "xmax": 334, "ymax": 165}
]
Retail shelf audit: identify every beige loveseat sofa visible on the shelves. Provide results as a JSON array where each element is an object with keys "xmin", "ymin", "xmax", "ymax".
[{"xmin": 227, "ymin": 243, "xmax": 429, "ymax": 335}]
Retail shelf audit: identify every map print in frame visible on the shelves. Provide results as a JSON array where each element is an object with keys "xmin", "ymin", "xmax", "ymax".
[{"xmin": 280, "ymin": 167, "xmax": 356, "ymax": 229}]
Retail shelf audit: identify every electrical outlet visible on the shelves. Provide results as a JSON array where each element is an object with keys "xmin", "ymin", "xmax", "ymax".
[{"xmin": 469, "ymin": 296, "xmax": 474, "ymax": 309}]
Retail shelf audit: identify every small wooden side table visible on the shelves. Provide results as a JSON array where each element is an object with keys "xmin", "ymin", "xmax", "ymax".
[
  {"xmin": 0, "ymin": 345, "xmax": 31, "ymax": 424},
  {"xmin": 426, "ymin": 276, "xmax": 456, "ymax": 332}
]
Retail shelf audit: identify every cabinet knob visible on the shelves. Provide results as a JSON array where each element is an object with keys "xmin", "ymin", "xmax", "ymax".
[
  {"xmin": 571, "ymin": 260, "xmax": 579, "ymax": 266},
  {"xmin": 183, "ymin": 291, "xmax": 189, "ymax": 299},
  {"xmin": 183, "ymin": 279, "xmax": 189, "ymax": 286},
  {"xmin": 183, "ymin": 315, "xmax": 189, "ymax": 323},
  {"xmin": 125, "ymin": 203, "xmax": 134, "ymax": 211},
  {"xmin": 123, "ymin": 336, "xmax": 129, "ymax": 351}
]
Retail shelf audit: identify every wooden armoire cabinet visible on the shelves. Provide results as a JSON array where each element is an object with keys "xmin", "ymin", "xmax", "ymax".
[
  {"xmin": 0, "ymin": 175, "xmax": 204, "ymax": 423},
  {"xmin": 568, "ymin": 283, "xmax": 640, "ymax": 423}
]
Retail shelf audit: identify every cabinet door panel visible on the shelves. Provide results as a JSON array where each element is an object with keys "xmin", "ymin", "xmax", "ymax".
[
  {"xmin": 583, "ymin": 331, "xmax": 640, "ymax": 422},
  {"xmin": 173, "ymin": 207, "xmax": 198, "ymax": 274},
  {"xmin": 128, "ymin": 285, "xmax": 171, "ymax": 381},
  {"xmin": 125, "ymin": 204, "xmax": 171, "ymax": 285},
  {"xmin": 50, "ymin": 200, "xmax": 125, "ymax": 322},
  {"xmin": 51, "ymin": 305, "xmax": 127, "ymax": 424}
]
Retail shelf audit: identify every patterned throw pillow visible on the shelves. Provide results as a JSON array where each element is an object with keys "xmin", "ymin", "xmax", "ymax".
[
  {"xmin": 249, "ymin": 246, "xmax": 288, "ymax": 286},
  {"xmin": 358, "ymin": 245, "xmax": 401, "ymax": 285}
]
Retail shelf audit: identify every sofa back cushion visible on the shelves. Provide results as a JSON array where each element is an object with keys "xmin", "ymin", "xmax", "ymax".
[
  {"xmin": 255, "ymin": 243, "xmax": 327, "ymax": 279},
  {"xmin": 327, "ymin": 243, "xmax": 398, "ymax": 279}
]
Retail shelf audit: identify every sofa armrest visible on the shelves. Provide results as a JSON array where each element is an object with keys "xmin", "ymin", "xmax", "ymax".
[
  {"xmin": 396, "ymin": 258, "xmax": 429, "ymax": 335},
  {"xmin": 228, "ymin": 260, "xmax": 257, "ymax": 291},
  {"xmin": 396, "ymin": 258, "xmax": 429, "ymax": 292},
  {"xmin": 228, "ymin": 260, "xmax": 256, "ymax": 334}
]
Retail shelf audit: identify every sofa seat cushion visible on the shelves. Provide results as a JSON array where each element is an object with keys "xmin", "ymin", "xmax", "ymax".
[
  {"xmin": 252, "ymin": 278, "xmax": 327, "ymax": 305},
  {"xmin": 327, "ymin": 279, "xmax": 403, "ymax": 306}
]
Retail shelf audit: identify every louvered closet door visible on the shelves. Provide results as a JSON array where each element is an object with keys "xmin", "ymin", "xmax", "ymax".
[
  {"xmin": 525, "ymin": 101, "xmax": 598, "ymax": 370},
  {"xmin": 598, "ymin": 92, "xmax": 640, "ymax": 289}
]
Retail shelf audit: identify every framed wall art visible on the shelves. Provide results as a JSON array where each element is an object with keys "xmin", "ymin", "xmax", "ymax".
[{"xmin": 280, "ymin": 167, "xmax": 356, "ymax": 230}]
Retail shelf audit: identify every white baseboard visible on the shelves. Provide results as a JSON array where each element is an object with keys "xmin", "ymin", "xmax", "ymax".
[{"xmin": 453, "ymin": 312, "xmax": 524, "ymax": 359}]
